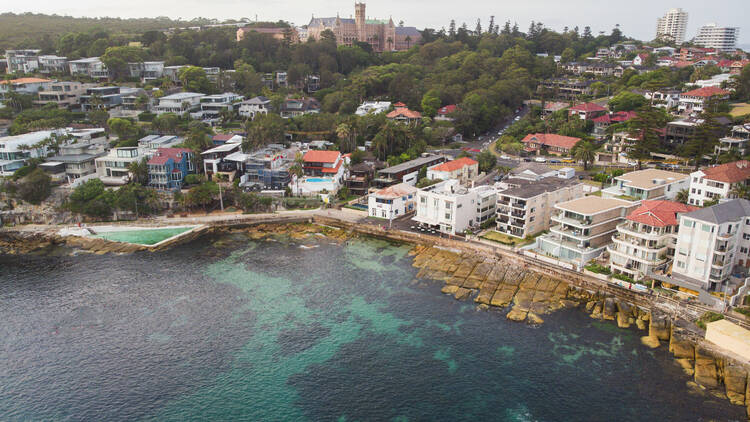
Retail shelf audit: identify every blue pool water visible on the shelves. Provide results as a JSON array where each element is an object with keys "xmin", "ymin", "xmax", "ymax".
[{"xmin": 306, "ymin": 178, "xmax": 329, "ymax": 183}]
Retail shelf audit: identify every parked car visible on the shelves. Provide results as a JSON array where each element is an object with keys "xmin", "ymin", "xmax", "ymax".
[
  {"xmin": 561, "ymin": 158, "xmax": 575, "ymax": 163},
  {"xmin": 500, "ymin": 154, "xmax": 511, "ymax": 160},
  {"xmin": 523, "ymin": 158, "xmax": 532, "ymax": 162},
  {"xmin": 549, "ymin": 159, "xmax": 561, "ymax": 164},
  {"xmin": 534, "ymin": 157, "xmax": 547, "ymax": 163}
]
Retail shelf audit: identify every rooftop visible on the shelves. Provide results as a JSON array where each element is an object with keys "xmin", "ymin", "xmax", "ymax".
[
  {"xmin": 569, "ymin": 102, "xmax": 607, "ymax": 112},
  {"xmin": 683, "ymin": 199, "xmax": 750, "ymax": 225},
  {"xmin": 372, "ymin": 182, "xmax": 418, "ymax": 199},
  {"xmin": 680, "ymin": 86, "xmax": 731, "ymax": 97},
  {"xmin": 0, "ymin": 77, "xmax": 52, "ymax": 85},
  {"xmin": 378, "ymin": 155, "xmax": 445, "ymax": 176},
  {"xmin": 387, "ymin": 107, "xmax": 422, "ymax": 119},
  {"xmin": 303, "ymin": 150, "xmax": 340, "ymax": 163},
  {"xmin": 501, "ymin": 177, "xmax": 580, "ymax": 199},
  {"xmin": 160, "ymin": 92, "xmax": 205, "ymax": 100},
  {"xmin": 148, "ymin": 148, "xmax": 192, "ymax": 165},
  {"xmin": 615, "ymin": 169, "xmax": 689, "ymax": 190},
  {"xmin": 557, "ymin": 196, "xmax": 633, "ymax": 215},
  {"xmin": 699, "ymin": 160, "xmax": 750, "ymax": 183},
  {"xmin": 430, "ymin": 157, "xmax": 477, "ymax": 173},
  {"xmin": 521, "ymin": 133, "xmax": 581, "ymax": 150},
  {"xmin": 626, "ymin": 200, "xmax": 698, "ymax": 227}
]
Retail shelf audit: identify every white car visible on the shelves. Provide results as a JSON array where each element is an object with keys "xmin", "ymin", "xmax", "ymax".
[
  {"xmin": 534, "ymin": 157, "xmax": 546, "ymax": 163},
  {"xmin": 500, "ymin": 155, "xmax": 511, "ymax": 160},
  {"xmin": 514, "ymin": 116, "xmax": 520, "ymax": 121}
]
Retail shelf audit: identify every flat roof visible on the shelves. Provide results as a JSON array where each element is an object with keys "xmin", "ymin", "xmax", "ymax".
[
  {"xmin": 557, "ymin": 196, "xmax": 633, "ymax": 215},
  {"xmin": 160, "ymin": 92, "xmax": 205, "ymax": 100},
  {"xmin": 501, "ymin": 177, "xmax": 580, "ymax": 199},
  {"xmin": 201, "ymin": 142, "xmax": 241, "ymax": 155},
  {"xmin": 378, "ymin": 155, "xmax": 445, "ymax": 175},
  {"xmin": 616, "ymin": 169, "xmax": 689, "ymax": 190}
]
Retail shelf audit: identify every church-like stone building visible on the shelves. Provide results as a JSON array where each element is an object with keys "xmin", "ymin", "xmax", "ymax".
[{"xmin": 306, "ymin": 3, "xmax": 420, "ymax": 52}]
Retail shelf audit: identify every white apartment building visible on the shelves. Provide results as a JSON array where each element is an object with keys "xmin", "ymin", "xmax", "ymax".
[
  {"xmin": 536, "ymin": 197, "xmax": 637, "ymax": 268},
  {"xmin": 426, "ymin": 157, "xmax": 478, "ymax": 183},
  {"xmin": 608, "ymin": 200, "xmax": 697, "ymax": 280},
  {"xmin": 496, "ymin": 177, "xmax": 584, "ymax": 239},
  {"xmin": 672, "ymin": 199, "xmax": 750, "ymax": 289},
  {"xmin": 413, "ymin": 179, "xmax": 496, "ymax": 235},
  {"xmin": 0, "ymin": 130, "xmax": 58, "ymax": 176},
  {"xmin": 193, "ymin": 92, "xmax": 243, "ymax": 120},
  {"xmin": 238, "ymin": 96, "xmax": 271, "ymax": 119},
  {"xmin": 355, "ymin": 101, "xmax": 391, "ymax": 116},
  {"xmin": 154, "ymin": 92, "xmax": 206, "ymax": 115},
  {"xmin": 4, "ymin": 50, "xmax": 41, "ymax": 74},
  {"xmin": 656, "ymin": 8, "xmax": 688, "ymax": 45},
  {"xmin": 601, "ymin": 168, "xmax": 690, "ymax": 202},
  {"xmin": 694, "ymin": 24, "xmax": 740, "ymax": 52},
  {"xmin": 94, "ymin": 147, "xmax": 146, "ymax": 185},
  {"xmin": 37, "ymin": 55, "xmax": 69, "ymax": 73},
  {"xmin": 127, "ymin": 61, "xmax": 165, "ymax": 81},
  {"xmin": 68, "ymin": 57, "xmax": 109, "ymax": 79},
  {"xmin": 688, "ymin": 160, "xmax": 750, "ymax": 206},
  {"xmin": 368, "ymin": 183, "xmax": 418, "ymax": 220}
]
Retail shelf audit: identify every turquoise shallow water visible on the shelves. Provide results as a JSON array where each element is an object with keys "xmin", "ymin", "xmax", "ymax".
[
  {"xmin": 92, "ymin": 226, "xmax": 193, "ymax": 245},
  {"xmin": 0, "ymin": 232, "xmax": 745, "ymax": 421}
]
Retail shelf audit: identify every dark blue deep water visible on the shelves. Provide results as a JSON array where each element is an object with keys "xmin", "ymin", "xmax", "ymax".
[{"xmin": 0, "ymin": 232, "xmax": 745, "ymax": 421}]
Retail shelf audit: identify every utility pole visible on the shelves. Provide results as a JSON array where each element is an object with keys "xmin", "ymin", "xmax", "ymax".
[{"xmin": 218, "ymin": 179, "xmax": 224, "ymax": 211}]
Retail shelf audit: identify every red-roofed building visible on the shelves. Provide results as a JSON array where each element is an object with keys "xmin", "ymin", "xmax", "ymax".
[
  {"xmin": 568, "ymin": 102, "xmax": 607, "ymax": 120},
  {"xmin": 147, "ymin": 148, "xmax": 194, "ymax": 190},
  {"xmin": 236, "ymin": 26, "xmax": 299, "ymax": 43},
  {"xmin": 297, "ymin": 150, "xmax": 346, "ymax": 195},
  {"xmin": 435, "ymin": 104, "xmax": 457, "ymax": 121},
  {"xmin": 521, "ymin": 133, "xmax": 581, "ymax": 156},
  {"xmin": 688, "ymin": 160, "xmax": 750, "ymax": 206},
  {"xmin": 427, "ymin": 157, "xmax": 479, "ymax": 183},
  {"xmin": 0, "ymin": 77, "xmax": 53, "ymax": 97},
  {"xmin": 633, "ymin": 53, "xmax": 650, "ymax": 66},
  {"xmin": 392, "ymin": 102, "xmax": 407, "ymax": 108},
  {"xmin": 386, "ymin": 107, "xmax": 422, "ymax": 124},
  {"xmin": 609, "ymin": 200, "xmax": 698, "ymax": 280},
  {"xmin": 678, "ymin": 86, "xmax": 731, "ymax": 114},
  {"xmin": 592, "ymin": 111, "xmax": 638, "ymax": 138}
]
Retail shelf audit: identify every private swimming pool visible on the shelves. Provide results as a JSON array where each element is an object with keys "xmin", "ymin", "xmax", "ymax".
[{"xmin": 306, "ymin": 178, "xmax": 330, "ymax": 183}]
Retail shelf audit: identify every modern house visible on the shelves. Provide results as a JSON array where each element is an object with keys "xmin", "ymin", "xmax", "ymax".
[
  {"xmin": 688, "ymin": 160, "xmax": 750, "ymax": 206},
  {"xmin": 368, "ymin": 183, "xmax": 418, "ymax": 220},
  {"xmin": 280, "ymin": 98, "xmax": 320, "ymax": 118},
  {"xmin": 194, "ymin": 92, "xmax": 243, "ymax": 121},
  {"xmin": 94, "ymin": 147, "xmax": 145, "ymax": 185},
  {"xmin": 241, "ymin": 145, "xmax": 296, "ymax": 191},
  {"xmin": 495, "ymin": 177, "xmax": 584, "ymax": 238},
  {"xmin": 608, "ymin": 200, "xmax": 697, "ymax": 280},
  {"xmin": 715, "ymin": 124, "xmax": 750, "ymax": 157},
  {"xmin": 355, "ymin": 101, "xmax": 391, "ymax": 116},
  {"xmin": 294, "ymin": 150, "xmax": 346, "ymax": 195},
  {"xmin": 678, "ymin": 86, "xmax": 731, "ymax": 114},
  {"xmin": 47, "ymin": 140, "xmax": 107, "ymax": 182},
  {"xmin": 35, "ymin": 81, "xmax": 92, "ymax": 109},
  {"xmin": 536, "ymin": 197, "xmax": 637, "ymax": 268},
  {"xmin": 521, "ymin": 133, "xmax": 581, "ymax": 156},
  {"xmin": 201, "ymin": 142, "xmax": 242, "ymax": 180},
  {"xmin": 238, "ymin": 96, "xmax": 271, "ymax": 119},
  {"xmin": 4, "ymin": 49, "xmax": 42, "ymax": 74},
  {"xmin": 568, "ymin": 102, "xmax": 607, "ymax": 120},
  {"xmin": 374, "ymin": 155, "xmax": 447, "ymax": 187},
  {"xmin": 663, "ymin": 117, "xmax": 701, "ymax": 146},
  {"xmin": 426, "ymin": 157, "xmax": 478, "ymax": 183},
  {"xmin": 68, "ymin": 57, "xmax": 109, "ymax": 79},
  {"xmin": 537, "ymin": 79, "xmax": 594, "ymax": 101},
  {"xmin": 0, "ymin": 130, "xmax": 57, "ymax": 176},
  {"xmin": 601, "ymin": 169, "xmax": 690, "ymax": 202},
  {"xmin": 147, "ymin": 148, "xmax": 194, "ymax": 190},
  {"xmin": 138, "ymin": 135, "xmax": 184, "ymax": 151},
  {"xmin": 345, "ymin": 161, "xmax": 379, "ymax": 196},
  {"xmin": 672, "ymin": 199, "xmax": 750, "ymax": 290},
  {"xmin": 79, "ymin": 86, "xmax": 141, "ymax": 111},
  {"xmin": 154, "ymin": 92, "xmax": 206, "ymax": 115},
  {"xmin": 413, "ymin": 179, "xmax": 497, "ymax": 235}
]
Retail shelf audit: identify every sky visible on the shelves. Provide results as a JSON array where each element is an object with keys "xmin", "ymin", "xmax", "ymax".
[{"xmin": 7, "ymin": 0, "xmax": 750, "ymax": 46}]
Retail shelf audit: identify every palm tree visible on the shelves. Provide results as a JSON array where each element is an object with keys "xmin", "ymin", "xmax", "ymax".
[
  {"xmin": 730, "ymin": 184, "xmax": 750, "ymax": 201},
  {"xmin": 336, "ymin": 123, "xmax": 352, "ymax": 152},
  {"xmin": 405, "ymin": 35, "xmax": 412, "ymax": 49},
  {"xmin": 128, "ymin": 157, "xmax": 149, "ymax": 186},
  {"xmin": 573, "ymin": 141, "xmax": 596, "ymax": 171},
  {"xmin": 675, "ymin": 189, "xmax": 689, "ymax": 204},
  {"xmin": 289, "ymin": 152, "xmax": 305, "ymax": 196}
]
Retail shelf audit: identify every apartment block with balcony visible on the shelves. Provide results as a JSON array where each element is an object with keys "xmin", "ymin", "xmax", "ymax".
[
  {"xmin": 688, "ymin": 160, "xmax": 750, "ymax": 206},
  {"xmin": 35, "ymin": 81, "xmax": 92, "ymax": 109},
  {"xmin": 68, "ymin": 57, "xmax": 110, "ymax": 79},
  {"xmin": 193, "ymin": 92, "xmax": 243, "ymax": 121},
  {"xmin": 413, "ymin": 179, "xmax": 496, "ymax": 235},
  {"xmin": 672, "ymin": 199, "xmax": 750, "ymax": 290},
  {"xmin": 715, "ymin": 124, "xmax": 750, "ymax": 156},
  {"xmin": 608, "ymin": 200, "xmax": 697, "ymax": 280},
  {"xmin": 496, "ymin": 177, "xmax": 584, "ymax": 238},
  {"xmin": 154, "ymin": 92, "xmax": 206, "ymax": 115},
  {"xmin": 94, "ymin": 147, "xmax": 146, "ymax": 185},
  {"xmin": 601, "ymin": 169, "xmax": 689, "ymax": 202},
  {"xmin": 536, "ymin": 197, "xmax": 637, "ymax": 268}
]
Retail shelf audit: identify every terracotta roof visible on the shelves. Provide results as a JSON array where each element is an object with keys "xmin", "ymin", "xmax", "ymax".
[
  {"xmin": 521, "ymin": 133, "xmax": 581, "ymax": 150},
  {"xmin": 212, "ymin": 134, "xmax": 235, "ymax": 141},
  {"xmin": 626, "ymin": 200, "xmax": 698, "ymax": 227},
  {"xmin": 393, "ymin": 102, "xmax": 407, "ymax": 107},
  {"xmin": 303, "ymin": 150, "xmax": 340, "ymax": 164},
  {"xmin": 681, "ymin": 86, "xmax": 730, "ymax": 98},
  {"xmin": 238, "ymin": 27, "xmax": 286, "ymax": 35},
  {"xmin": 430, "ymin": 157, "xmax": 478, "ymax": 173},
  {"xmin": 373, "ymin": 182, "xmax": 418, "ymax": 199},
  {"xmin": 592, "ymin": 111, "xmax": 637, "ymax": 124},
  {"xmin": 0, "ymin": 77, "xmax": 52, "ymax": 85},
  {"xmin": 148, "ymin": 148, "xmax": 192, "ymax": 165},
  {"xmin": 386, "ymin": 107, "xmax": 422, "ymax": 119},
  {"xmin": 569, "ymin": 102, "xmax": 606, "ymax": 113},
  {"xmin": 437, "ymin": 104, "xmax": 457, "ymax": 115},
  {"xmin": 701, "ymin": 160, "xmax": 750, "ymax": 183}
]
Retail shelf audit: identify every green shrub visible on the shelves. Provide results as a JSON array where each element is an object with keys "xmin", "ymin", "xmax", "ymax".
[
  {"xmin": 696, "ymin": 311, "xmax": 724, "ymax": 330},
  {"xmin": 138, "ymin": 112, "xmax": 155, "ymax": 122},
  {"xmin": 184, "ymin": 174, "xmax": 203, "ymax": 185},
  {"xmin": 584, "ymin": 263, "xmax": 611, "ymax": 275},
  {"xmin": 612, "ymin": 273, "xmax": 634, "ymax": 283}
]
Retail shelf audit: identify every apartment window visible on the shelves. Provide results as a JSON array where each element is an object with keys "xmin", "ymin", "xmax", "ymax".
[
  {"xmin": 682, "ymin": 220, "xmax": 694, "ymax": 228},
  {"xmin": 678, "ymin": 248, "xmax": 688, "ymax": 256},
  {"xmin": 741, "ymin": 247, "xmax": 748, "ymax": 254},
  {"xmin": 676, "ymin": 260, "xmax": 686, "ymax": 269},
  {"xmin": 691, "ymin": 188, "xmax": 696, "ymax": 194},
  {"xmin": 530, "ymin": 216, "xmax": 535, "ymax": 222},
  {"xmin": 701, "ymin": 224, "xmax": 712, "ymax": 233},
  {"xmin": 420, "ymin": 197, "xmax": 426, "ymax": 204},
  {"xmin": 444, "ymin": 213, "xmax": 452, "ymax": 220},
  {"xmin": 743, "ymin": 233, "xmax": 750, "ymax": 241}
]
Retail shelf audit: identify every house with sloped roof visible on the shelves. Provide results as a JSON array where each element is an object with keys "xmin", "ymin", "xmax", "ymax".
[
  {"xmin": 427, "ymin": 157, "xmax": 478, "ymax": 183},
  {"xmin": 368, "ymin": 182, "xmax": 418, "ymax": 219},
  {"xmin": 387, "ymin": 106, "xmax": 422, "ymax": 125},
  {"xmin": 280, "ymin": 97, "xmax": 320, "ymax": 118},
  {"xmin": 568, "ymin": 102, "xmax": 607, "ymax": 120},
  {"xmin": 688, "ymin": 160, "xmax": 750, "ymax": 206},
  {"xmin": 521, "ymin": 133, "xmax": 581, "ymax": 156},
  {"xmin": 147, "ymin": 148, "xmax": 194, "ymax": 190},
  {"xmin": 678, "ymin": 86, "xmax": 731, "ymax": 114}
]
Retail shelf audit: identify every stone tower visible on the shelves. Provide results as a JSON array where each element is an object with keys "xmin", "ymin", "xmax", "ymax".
[{"xmin": 355, "ymin": 2, "xmax": 366, "ymax": 42}]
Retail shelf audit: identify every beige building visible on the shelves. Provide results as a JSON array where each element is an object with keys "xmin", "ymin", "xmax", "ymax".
[
  {"xmin": 601, "ymin": 169, "xmax": 690, "ymax": 202},
  {"xmin": 496, "ymin": 177, "xmax": 584, "ymax": 239},
  {"xmin": 426, "ymin": 157, "xmax": 478, "ymax": 183},
  {"xmin": 536, "ymin": 197, "xmax": 637, "ymax": 268},
  {"xmin": 307, "ymin": 3, "xmax": 420, "ymax": 52}
]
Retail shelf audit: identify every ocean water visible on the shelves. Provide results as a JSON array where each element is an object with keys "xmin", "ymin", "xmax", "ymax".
[{"xmin": 0, "ymin": 232, "xmax": 745, "ymax": 421}]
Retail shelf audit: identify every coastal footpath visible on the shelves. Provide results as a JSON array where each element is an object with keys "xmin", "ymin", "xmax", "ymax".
[{"xmin": 2, "ymin": 210, "xmax": 750, "ymax": 418}]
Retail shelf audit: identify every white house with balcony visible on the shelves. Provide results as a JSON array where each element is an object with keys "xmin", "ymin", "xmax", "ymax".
[
  {"xmin": 688, "ymin": 160, "xmax": 750, "ymax": 206},
  {"xmin": 368, "ymin": 183, "xmax": 418, "ymax": 220},
  {"xmin": 94, "ymin": 147, "xmax": 146, "ymax": 185},
  {"xmin": 0, "ymin": 130, "xmax": 59, "ymax": 176},
  {"xmin": 154, "ymin": 92, "xmax": 205, "ymax": 115},
  {"xmin": 192, "ymin": 92, "xmax": 243, "ymax": 121},
  {"xmin": 68, "ymin": 57, "xmax": 110, "ymax": 79},
  {"xmin": 413, "ymin": 179, "xmax": 496, "ymax": 235},
  {"xmin": 601, "ymin": 168, "xmax": 690, "ymax": 202},
  {"xmin": 238, "ymin": 96, "xmax": 271, "ymax": 119},
  {"xmin": 355, "ymin": 101, "xmax": 391, "ymax": 116},
  {"xmin": 608, "ymin": 200, "xmax": 698, "ymax": 280}
]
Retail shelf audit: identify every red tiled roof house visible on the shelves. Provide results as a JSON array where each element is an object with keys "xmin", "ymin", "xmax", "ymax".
[
  {"xmin": 427, "ymin": 157, "xmax": 479, "ymax": 182},
  {"xmin": 678, "ymin": 86, "xmax": 730, "ymax": 114},
  {"xmin": 688, "ymin": 160, "xmax": 750, "ymax": 206},
  {"xmin": 568, "ymin": 102, "xmax": 607, "ymax": 120},
  {"xmin": 521, "ymin": 133, "xmax": 581, "ymax": 156}
]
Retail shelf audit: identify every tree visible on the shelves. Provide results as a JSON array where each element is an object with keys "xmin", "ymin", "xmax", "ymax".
[
  {"xmin": 178, "ymin": 66, "xmax": 213, "ymax": 94},
  {"xmin": 107, "ymin": 117, "xmax": 139, "ymax": 141},
  {"xmin": 608, "ymin": 91, "xmax": 648, "ymax": 112},
  {"xmin": 185, "ymin": 181, "xmax": 219, "ymax": 211},
  {"xmin": 101, "ymin": 46, "xmax": 144, "ymax": 80},
  {"xmin": 289, "ymin": 152, "xmax": 304, "ymax": 196},
  {"xmin": 675, "ymin": 189, "xmax": 689, "ymax": 204},
  {"xmin": 476, "ymin": 150, "xmax": 497, "ymax": 173},
  {"xmin": 243, "ymin": 113, "xmax": 286, "ymax": 151},
  {"xmin": 730, "ymin": 184, "xmax": 750, "ymax": 201},
  {"xmin": 560, "ymin": 47, "xmax": 576, "ymax": 64},
  {"xmin": 18, "ymin": 168, "xmax": 51, "ymax": 204},
  {"xmin": 682, "ymin": 103, "xmax": 725, "ymax": 169},
  {"xmin": 572, "ymin": 141, "xmax": 596, "ymax": 171},
  {"xmin": 420, "ymin": 92, "xmax": 441, "ymax": 118},
  {"xmin": 128, "ymin": 157, "xmax": 149, "ymax": 186},
  {"xmin": 627, "ymin": 107, "xmax": 665, "ymax": 169}
]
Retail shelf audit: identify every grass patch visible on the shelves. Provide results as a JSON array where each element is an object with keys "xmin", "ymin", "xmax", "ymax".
[
  {"xmin": 587, "ymin": 190, "xmax": 602, "ymax": 197},
  {"xmin": 735, "ymin": 307, "xmax": 750, "ymax": 318},
  {"xmin": 585, "ymin": 263, "xmax": 611, "ymax": 275},
  {"xmin": 730, "ymin": 103, "xmax": 750, "ymax": 118},
  {"xmin": 481, "ymin": 230, "xmax": 525, "ymax": 246},
  {"xmin": 616, "ymin": 194, "xmax": 639, "ymax": 201},
  {"xmin": 696, "ymin": 311, "xmax": 724, "ymax": 330}
]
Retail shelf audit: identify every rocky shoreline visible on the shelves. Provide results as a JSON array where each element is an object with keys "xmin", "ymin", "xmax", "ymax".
[{"xmin": 2, "ymin": 221, "xmax": 749, "ymax": 418}]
